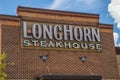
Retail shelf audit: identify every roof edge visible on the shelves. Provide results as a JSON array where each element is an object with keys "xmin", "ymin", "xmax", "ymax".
[
  {"xmin": 99, "ymin": 23, "xmax": 113, "ymax": 29},
  {"xmin": 115, "ymin": 47, "xmax": 120, "ymax": 55},
  {"xmin": 0, "ymin": 14, "xmax": 20, "ymax": 21},
  {"xmin": 17, "ymin": 6, "xmax": 99, "ymax": 18}
]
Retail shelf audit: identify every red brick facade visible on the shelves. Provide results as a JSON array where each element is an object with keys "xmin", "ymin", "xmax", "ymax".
[{"xmin": 0, "ymin": 6, "xmax": 119, "ymax": 80}]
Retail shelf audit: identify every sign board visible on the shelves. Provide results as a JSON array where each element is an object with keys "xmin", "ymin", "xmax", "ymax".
[{"xmin": 21, "ymin": 21, "xmax": 102, "ymax": 51}]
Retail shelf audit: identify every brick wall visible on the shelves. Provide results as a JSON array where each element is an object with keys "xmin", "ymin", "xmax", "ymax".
[
  {"xmin": 1, "ymin": 25, "xmax": 119, "ymax": 80},
  {"xmin": 2, "ymin": 26, "xmax": 102, "ymax": 79}
]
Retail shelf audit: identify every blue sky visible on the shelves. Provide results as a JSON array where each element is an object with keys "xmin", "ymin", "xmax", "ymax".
[{"xmin": 0, "ymin": 0, "xmax": 120, "ymax": 46}]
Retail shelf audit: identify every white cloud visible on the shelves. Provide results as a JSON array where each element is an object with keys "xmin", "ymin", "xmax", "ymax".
[
  {"xmin": 76, "ymin": 0, "xmax": 96, "ymax": 6},
  {"xmin": 108, "ymin": 0, "xmax": 120, "ymax": 46},
  {"xmin": 108, "ymin": 0, "xmax": 120, "ymax": 29},
  {"xmin": 113, "ymin": 32, "xmax": 119, "ymax": 46},
  {"xmin": 49, "ymin": 0, "xmax": 97, "ymax": 10},
  {"xmin": 49, "ymin": 0, "xmax": 69, "ymax": 9}
]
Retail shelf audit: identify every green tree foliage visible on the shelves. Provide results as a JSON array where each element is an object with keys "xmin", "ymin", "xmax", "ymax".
[{"xmin": 0, "ymin": 52, "xmax": 14, "ymax": 80}]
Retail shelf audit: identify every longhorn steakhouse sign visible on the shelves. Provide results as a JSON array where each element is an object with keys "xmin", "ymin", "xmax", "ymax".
[{"xmin": 21, "ymin": 21, "xmax": 102, "ymax": 51}]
